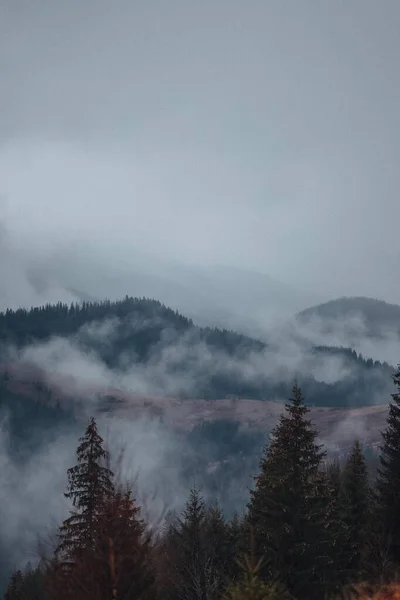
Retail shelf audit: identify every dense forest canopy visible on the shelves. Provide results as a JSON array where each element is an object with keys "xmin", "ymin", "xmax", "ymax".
[
  {"xmin": 0, "ymin": 297, "xmax": 398, "ymax": 597},
  {"xmin": 2, "ymin": 380, "xmax": 400, "ymax": 599},
  {"xmin": 0, "ymin": 296, "xmax": 394, "ymax": 407}
]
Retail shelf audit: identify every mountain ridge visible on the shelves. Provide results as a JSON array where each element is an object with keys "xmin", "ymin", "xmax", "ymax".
[
  {"xmin": 0, "ymin": 296, "xmax": 394, "ymax": 408},
  {"xmin": 297, "ymin": 296, "xmax": 400, "ymax": 334}
]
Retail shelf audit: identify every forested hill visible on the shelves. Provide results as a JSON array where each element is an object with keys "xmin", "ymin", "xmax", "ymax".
[
  {"xmin": 0, "ymin": 296, "xmax": 264, "ymax": 359},
  {"xmin": 0, "ymin": 297, "xmax": 394, "ymax": 407},
  {"xmin": 297, "ymin": 296, "xmax": 400, "ymax": 337}
]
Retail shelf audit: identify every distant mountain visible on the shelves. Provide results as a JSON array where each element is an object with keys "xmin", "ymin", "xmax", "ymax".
[
  {"xmin": 163, "ymin": 264, "xmax": 323, "ymax": 334},
  {"xmin": 17, "ymin": 241, "xmax": 323, "ymax": 333},
  {"xmin": 297, "ymin": 296, "xmax": 400, "ymax": 339},
  {"xmin": 0, "ymin": 296, "xmax": 394, "ymax": 408}
]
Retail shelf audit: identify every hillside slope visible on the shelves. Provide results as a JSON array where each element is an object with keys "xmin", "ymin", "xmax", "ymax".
[
  {"xmin": 297, "ymin": 296, "xmax": 400, "ymax": 337},
  {"xmin": 0, "ymin": 297, "xmax": 394, "ymax": 408}
]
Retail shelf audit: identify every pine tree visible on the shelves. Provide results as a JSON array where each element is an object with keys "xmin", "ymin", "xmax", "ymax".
[
  {"xmin": 226, "ymin": 512, "xmax": 248, "ymax": 584},
  {"xmin": 55, "ymin": 417, "xmax": 114, "ymax": 564},
  {"xmin": 222, "ymin": 555, "xmax": 289, "ymax": 600},
  {"xmin": 248, "ymin": 385, "xmax": 333, "ymax": 600},
  {"xmin": 51, "ymin": 486, "xmax": 156, "ymax": 600},
  {"xmin": 4, "ymin": 570, "xmax": 23, "ymax": 600},
  {"xmin": 323, "ymin": 458, "xmax": 352, "ymax": 588},
  {"xmin": 49, "ymin": 417, "xmax": 156, "ymax": 600},
  {"xmin": 94, "ymin": 486, "xmax": 156, "ymax": 600},
  {"xmin": 326, "ymin": 457, "xmax": 342, "ymax": 491},
  {"xmin": 203, "ymin": 502, "xmax": 230, "ymax": 596},
  {"xmin": 163, "ymin": 485, "xmax": 220, "ymax": 600},
  {"xmin": 222, "ymin": 530, "xmax": 290, "ymax": 600},
  {"xmin": 341, "ymin": 440, "xmax": 369, "ymax": 582},
  {"xmin": 375, "ymin": 366, "xmax": 400, "ymax": 573},
  {"xmin": 3, "ymin": 564, "xmax": 48, "ymax": 600}
]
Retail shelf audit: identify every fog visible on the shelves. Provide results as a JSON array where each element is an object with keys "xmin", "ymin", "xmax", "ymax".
[
  {"xmin": 0, "ymin": 304, "xmax": 394, "ymax": 572},
  {"xmin": 2, "ymin": 0, "xmax": 400, "ymax": 314},
  {"xmin": 2, "ymin": 0, "xmax": 400, "ymax": 585}
]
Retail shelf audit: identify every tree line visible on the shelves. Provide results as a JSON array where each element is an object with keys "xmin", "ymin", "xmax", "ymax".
[
  {"xmin": 0, "ymin": 296, "xmax": 393, "ymax": 407},
  {"xmin": 5, "ymin": 367, "xmax": 400, "ymax": 599}
]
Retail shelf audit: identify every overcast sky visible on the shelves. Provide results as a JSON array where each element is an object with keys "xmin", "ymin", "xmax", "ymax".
[{"xmin": 1, "ymin": 0, "xmax": 400, "ymax": 304}]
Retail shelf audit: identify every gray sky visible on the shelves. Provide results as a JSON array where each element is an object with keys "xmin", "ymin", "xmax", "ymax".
[{"xmin": 1, "ymin": 0, "xmax": 400, "ymax": 304}]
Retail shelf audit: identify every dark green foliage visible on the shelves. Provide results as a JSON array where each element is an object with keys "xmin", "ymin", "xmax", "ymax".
[
  {"xmin": 324, "ymin": 458, "xmax": 352, "ymax": 586},
  {"xmin": 183, "ymin": 420, "xmax": 265, "ymax": 515},
  {"xmin": 3, "ymin": 565, "xmax": 47, "ymax": 600},
  {"xmin": 4, "ymin": 364, "xmax": 400, "ymax": 598},
  {"xmin": 0, "ymin": 384, "xmax": 75, "ymax": 457},
  {"xmin": 56, "ymin": 417, "xmax": 114, "ymax": 563},
  {"xmin": 0, "ymin": 297, "xmax": 393, "ymax": 406},
  {"xmin": 161, "ymin": 486, "xmax": 231, "ymax": 600},
  {"xmin": 222, "ymin": 554, "xmax": 291, "ymax": 600},
  {"xmin": 187, "ymin": 420, "xmax": 265, "ymax": 461},
  {"xmin": 248, "ymin": 385, "xmax": 336, "ymax": 600},
  {"xmin": 203, "ymin": 503, "xmax": 232, "ymax": 596},
  {"xmin": 375, "ymin": 365, "xmax": 400, "ymax": 572},
  {"xmin": 226, "ymin": 513, "xmax": 250, "ymax": 584},
  {"xmin": 4, "ymin": 570, "xmax": 23, "ymax": 600},
  {"xmin": 341, "ymin": 441, "xmax": 370, "ymax": 582},
  {"xmin": 298, "ymin": 297, "xmax": 400, "ymax": 338}
]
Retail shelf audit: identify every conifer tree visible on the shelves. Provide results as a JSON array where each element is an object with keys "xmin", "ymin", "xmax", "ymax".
[
  {"xmin": 4, "ymin": 570, "xmax": 23, "ymax": 600},
  {"xmin": 248, "ymin": 385, "xmax": 333, "ymax": 600},
  {"xmin": 203, "ymin": 503, "xmax": 230, "ymax": 596},
  {"xmin": 222, "ymin": 529, "xmax": 290, "ymax": 600},
  {"xmin": 50, "ymin": 486, "xmax": 156, "ymax": 600},
  {"xmin": 3, "ymin": 564, "xmax": 47, "ymax": 600},
  {"xmin": 48, "ymin": 416, "xmax": 156, "ymax": 600},
  {"xmin": 326, "ymin": 457, "xmax": 342, "ymax": 491},
  {"xmin": 222, "ymin": 555, "xmax": 289, "ymax": 600},
  {"xmin": 55, "ymin": 417, "xmax": 114, "ymax": 564},
  {"xmin": 95, "ymin": 486, "xmax": 156, "ymax": 600},
  {"xmin": 324, "ymin": 458, "xmax": 352, "ymax": 587},
  {"xmin": 341, "ymin": 440, "xmax": 369, "ymax": 582},
  {"xmin": 164, "ymin": 485, "xmax": 221, "ymax": 600},
  {"xmin": 226, "ymin": 512, "xmax": 248, "ymax": 584},
  {"xmin": 375, "ymin": 365, "xmax": 400, "ymax": 572}
]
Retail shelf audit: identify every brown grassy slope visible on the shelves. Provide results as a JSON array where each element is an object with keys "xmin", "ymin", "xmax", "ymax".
[{"xmin": 1, "ymin": 361, "xmax": 388, "ymax": 450}]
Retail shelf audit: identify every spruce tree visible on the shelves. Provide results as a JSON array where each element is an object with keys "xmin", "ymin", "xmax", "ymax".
[
  {"xmin": 164, "ymin": 485, "xmax": 220, "ymax": 600},
  {"xmin": 226, "ymin": 512, "xmax": 248, "ymax": 584},
  {"xmin": 3, "ymin": 564, "xmax": 47, "ymax": 600},
  {"xmin": 341, "ymin": 440, "xmax": 369, "ymax": 582},
  {"xmin": 222, "ymin": 529, "xmax": 290, "ymax": 600},
  {"xmin": 324, "ymin": 458, "xmax": 352, "ymax": 588},
  {"xmin": 50, "ymin": 486, "xmax": 156, "ymax": 600},
  {"xmin": 204, "ymin": 503, "xmax": 230, "ymax": 596},
  {"xmin": 248, "ymin": 385, "xmax": 333, "ymax": 600},
  {"xmin": 95, "ymin": 486, "xmax": 156, "ymax": 600},
  {"xmin": 4, "ymin": 570, "xmax": 23, "ymax": 600},
  {"xmin": 376, "ymin": 365, "xmax": 400, "ymax": 572},
  {"xmin": 222, "ymin": 555, "xmax": 290, "ymax": 600},
  {"xmin": 55, "ymin": 417, "xmax": 114, "ymax": 564}
]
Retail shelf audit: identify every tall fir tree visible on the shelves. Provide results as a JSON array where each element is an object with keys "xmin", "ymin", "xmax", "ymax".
[
  {"xmin": 341, "ymin": 440, "xmax": 369, "ymax": 583},
  {"xmin": 226, "ymin": 512, "xmax": 248, "ymax": 585},
  {"xmin": 324, "ymin": 458, "xmax": 352, "ymax": 588},
  {"xmin": 203, "ymin": 502, "xmax": 231, "ymax": 596},
  {"xmin": 3, "ymin": 564, "xmax": 48, "ymax": 600},
  {"xmin": 50, "ymin": 486, "xmax": 156, "ymax": 600},
  {"xmin": 248, "ymin": 385, "xmax": 335, "ymax": 600},
  {"xmin": 222, "ymin": 528, "xmax": 290, "ymax": 600},
  {"xmin": 4, "ymin": 570, "xmax": 23, "ymax": 600},
  {"xmin": 222, "ymin": 555, "xmax": 290, "ymax": 600},
  {"xmin": 55, "ymin": 417, "xmax": 114, "ymax": 565},
  {"xmin": 162, "ymin": 485, "xmax": 221, "ymax": 600},
  {"xmin": 375, "ymin": 365, "xmax": 400, "ymax": 574}
]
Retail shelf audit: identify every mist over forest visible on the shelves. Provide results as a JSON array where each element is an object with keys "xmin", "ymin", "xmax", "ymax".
[
  {"xmin": 0, "ymin": 294, "xmax": 396, "ymax": 593},
  {"xmin": 4, "ymin": 1, "xmax": 400, "ymax": 597}
]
